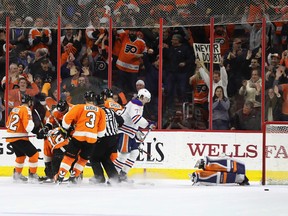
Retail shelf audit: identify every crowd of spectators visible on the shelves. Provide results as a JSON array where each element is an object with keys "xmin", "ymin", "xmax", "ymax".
[{"xmin": 0, "ymin": 0, "xmax": 288, "ymax": 131}]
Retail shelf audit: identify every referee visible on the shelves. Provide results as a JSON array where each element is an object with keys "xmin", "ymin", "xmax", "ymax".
[{"xmin": 89, "ymin": 94, "xmax": 124, "ymax": 184}]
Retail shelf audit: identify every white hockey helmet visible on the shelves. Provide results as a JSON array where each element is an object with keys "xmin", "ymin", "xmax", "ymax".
[{"xmin": 137, "ymin": 88, "xmax": 151, "ymax": 103}]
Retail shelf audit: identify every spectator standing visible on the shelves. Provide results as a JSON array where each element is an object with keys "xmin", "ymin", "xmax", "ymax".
[
  {"xmin": 189, "ymin": 60, "xmax": 209, "ymax": 129},
  {"xmin": 230, "ymin": 100, "xmax": 261, "ymax": 130},
  {"xmin": 265, "ymin": 87, "xmax": 282, "ymax": 121},
  {"xmin": 115, "ymin": 28, "xmax": 147, "ymax": 94},
  {"xmin": 212, "ymin": 86, "xmax": 230, "ymax": 130},
  {"xmin": 163, "ymin": 33, "xmax": 193, "ymax": 113},
  {"xmin": 10, "ymin": 17, "xmax": 28, "ymax": 52},
  {"xmin": 273, "ymin": 67, "xmax": 288, "ymax": 121},
  {"xmin": 8, "ymin": 75, "xmax": 39, "ymax": 109},
  {"xmin": 239, "ymin": 68, "xmax": 262, "ymax": 109},
  {"xmin": 28, "ymin": 17, "xmax": 52, "ymax": 53},
  {"xmin": 199, "ymin": 58, "xmax": 228, "ymax": 99},
  {"xmin": 224, "ymin": 38, "xmax": 247, "ymax": 98}
]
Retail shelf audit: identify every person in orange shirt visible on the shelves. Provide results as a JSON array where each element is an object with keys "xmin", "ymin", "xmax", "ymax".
[
  {"xmin": 8, "ymin": 74, "xmax": 40, "ymax": 109},
  {"xmin": 55, "ymin": 91, "xmax": 106, "ymax": 184},
  {"xmin": 28, "ymin": 17, "xmax": 52, "ymax": 53},
  {"xmin": 6, "ymin": 94, "xmax": 39, "ymax": 183},
  {"xmin": 115, "ymin": 28, "xmax": 147, "ymax": 94}
]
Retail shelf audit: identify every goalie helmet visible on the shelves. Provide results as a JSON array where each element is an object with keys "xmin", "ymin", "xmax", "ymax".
[
  {"xmin": 101, "ymin": 88, "xmax": 113, "ymax": 98},
  {"xmin": 84, "ymin": 91, "xmax": 96, "ymax": 102},
  {"xmin": 21, "ymin": 94, "xmax": 33, "ymax": 104},
  {"xmin": 137, "ymin": 88, "xmax": 151, "ymax": 102},
  {"xmin": 56, "ymin": 99, "xmax": 69, "ymax": 113}
]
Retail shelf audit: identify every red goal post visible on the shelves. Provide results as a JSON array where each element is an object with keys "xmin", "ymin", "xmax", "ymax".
[{"xmin": 262, "ymin": 121, "xmax": 288, "ymax": 185}]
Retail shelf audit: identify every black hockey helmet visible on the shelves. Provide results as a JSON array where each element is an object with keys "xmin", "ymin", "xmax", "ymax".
[
  {"xmin": 56, "ymin": 99, "xmax": 69, "ymax": 113},
  {"xmin": 84, "ymin": 91, "xmax": 96, "ymax": 102},
  {"xmin": 101, "ymin": 88, "xmax": 113, "ymax": 98},
  {"xmin": 95, "ymin": 94, "xmax": 104, "ymax": 105},
  {"xmin": 21, "ymin": 94, "xmax": 33, "ymax": 104}
]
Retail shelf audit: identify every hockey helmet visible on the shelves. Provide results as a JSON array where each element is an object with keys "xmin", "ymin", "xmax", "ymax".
[
  {"xmin": 56, "ymin": 99, "xmax": 69, "ymax": 113},
  {"xmin": 101, "ymin": 88, "xmax": 113, "ymax": 98},
  {"xmin": 137, "ymin": 88, "xmax": 151, "ymax": 102},
  {"xmin": 21, "ymin": 94, "xmax": 33, "ymax": 104},
  {"xmin": 95, "ymin": 94, "xmax": 104, "ymax": 105},
  {"xmin": 84, "ymin": 91, "xmax": 96, "ymax": 102}
]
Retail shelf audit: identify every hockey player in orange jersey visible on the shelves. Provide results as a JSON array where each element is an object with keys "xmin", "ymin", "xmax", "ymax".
[
  {"xmin": 101, "ymin": 88, "xmax": 123, "ymax": 114},
  {"xmin": 190, "ymin": 156, "xmax": 249, "ymax": 186},
  {"xmin": 55, "ymin": 91, "xmax": 106, "ymax": 184},
  {"xmin": 41, "ymin": 127, "xmax": 69, "ymax": 182},
  {"xmin": 6, "ymin": 95, "xmax": 39, "ymax": 183},
  {"xmin": 36, "ymin": 99, "xmax": 72, "ymax": 182}
]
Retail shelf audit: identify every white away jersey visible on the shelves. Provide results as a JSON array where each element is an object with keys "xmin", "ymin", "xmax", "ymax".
[{"xmin": 118, "ymin": 99, "xmax": 149, "ymax": 138}]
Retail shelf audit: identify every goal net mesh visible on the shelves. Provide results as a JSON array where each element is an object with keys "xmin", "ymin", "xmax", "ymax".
[{"xmin": 264, "ymin": 123, "xmax": 288, "ymax": 185}]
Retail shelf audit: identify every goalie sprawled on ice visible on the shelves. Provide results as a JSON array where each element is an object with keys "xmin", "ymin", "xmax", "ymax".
[{"xmin": 190, "ymin": 156, "xmax": 249, "ymax": 186}]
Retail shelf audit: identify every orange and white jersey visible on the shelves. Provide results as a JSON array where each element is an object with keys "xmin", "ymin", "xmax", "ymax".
[
  {"xmin": 62, "ymin": 103, "xmax": 106, "ymax": 143},
  {"xmin": 28, "ymin": 28, "xmax": 52, "ymax": 52},
  {"xmin": 104, "ymin": 98, "xmax": 123, "ymax": 114},
  {"xmin": 116, "ymin": 30, "xmax": 147, "ymax": 73},
  {"xmin": 46, "ymin": 104, "xmax": 73, "ymax": 128},
  {"xmin": 47, "ymin": 128, "xmax": 69, "ymax": 150},
  {"xmin": 6, "ymin": 105, "xmax": 34, "ymax": 143},
  {"xmin": 44, "ymin": 127, "xmax": 69, "ymax": 161}
]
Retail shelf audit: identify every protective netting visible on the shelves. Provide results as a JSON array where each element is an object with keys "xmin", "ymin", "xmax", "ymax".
[
  {"xmin": 1, "ymin": 0, "xmax": 288, "ymax": 29},
  {"xmin": 264, "ymin": 123, "xmax": 288, "ymax": 185}
]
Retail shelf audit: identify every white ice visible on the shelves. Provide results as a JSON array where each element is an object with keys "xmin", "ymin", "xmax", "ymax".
[{"xmin": 0, "ymin": 177, "xmax": 287, "ymax": 216}]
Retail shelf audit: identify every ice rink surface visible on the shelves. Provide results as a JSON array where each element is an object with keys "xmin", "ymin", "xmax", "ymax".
[{"xmin": 0, "ymin": 177, "xmax": 288, "ymax": 216}]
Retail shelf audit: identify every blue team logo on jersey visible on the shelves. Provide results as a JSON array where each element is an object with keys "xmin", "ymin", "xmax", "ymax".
[{"xmin": 125, "ymin": 44, "xmax": 137, "ymax": 53}]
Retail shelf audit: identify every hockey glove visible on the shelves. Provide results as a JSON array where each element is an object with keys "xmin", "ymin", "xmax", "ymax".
[
  {"xmin": 148, "ymin": 121, "xmax": 156, "ymax": 130},
  {"xmin": 36, "ymin": 125, "xmax": 51, "ymax": 139},
  {"xmin": 136, "ymin": 130, "xmax": 145, "ymax": 142},
  {"xmin": 59, "ymin": 128, "xmax": 69, "ymax": 139}
]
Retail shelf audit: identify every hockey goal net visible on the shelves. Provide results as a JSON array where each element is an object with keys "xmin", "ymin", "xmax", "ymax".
[{"xmin": 262, "ymin": 122, "xmax": 288, "ymax": 185}]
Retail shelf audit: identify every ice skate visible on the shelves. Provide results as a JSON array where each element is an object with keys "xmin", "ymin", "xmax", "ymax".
[
  {"xmin": 13, "ymin": 170, "xmax": 28, "ymax": 183},
  {"xmin": 89, "ymin": 176, "xmax": 106, "ymax": 184},
  {"xmin": 28, "ymin": 172, "xmax": 40, "ymax": 183},
  {"xmin": 68, "ymin": 170, "xmax": 77, "ymax": 185},
  {"xmin": 239, "ymin": 175, "xmax": 250, "ymax": 186},
  {"xmin": 55, "ymin": 171, "xmax": 65, "ymax": 184}
]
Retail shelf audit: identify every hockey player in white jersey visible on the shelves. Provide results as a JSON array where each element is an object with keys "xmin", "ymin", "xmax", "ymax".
[{"xmin": 114, "ymin": 88, "xmax": 156, "ymax": 181}]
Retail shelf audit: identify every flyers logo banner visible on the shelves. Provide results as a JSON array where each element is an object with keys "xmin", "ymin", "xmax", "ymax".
[{"xmin": 125, "ymin": 44, "xmax": 138, "ymax": 54}]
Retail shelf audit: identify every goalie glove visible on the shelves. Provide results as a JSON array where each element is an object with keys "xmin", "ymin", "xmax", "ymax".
[{"xmin": 135, "ymin": 130, "xmax": 145, "ymax": 142}]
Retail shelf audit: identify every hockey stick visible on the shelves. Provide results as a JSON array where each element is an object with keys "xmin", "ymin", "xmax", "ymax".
[
  {"xmin": 2, "ymin": 135, "xmax": 36, "ymax": 139},
  {"xmin": 138, "ymin": 128, "xmax": 153, "ymax": 157},
  {"xmin": 45, "ymin": 105, "xmax": 68, "ymax": 134},
  {"xmin": 34, "ymin": 109, "xmax": 45, "ymax": 129}
]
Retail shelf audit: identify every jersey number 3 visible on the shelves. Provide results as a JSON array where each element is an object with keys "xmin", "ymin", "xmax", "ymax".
[{"xmin": 85, "ymin": 112, "xmax": 96, "ymax": 128}]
